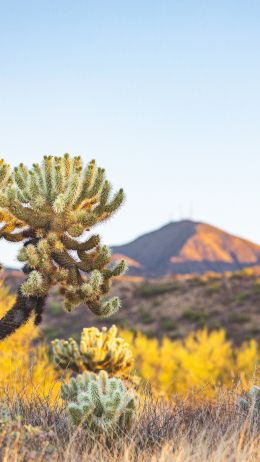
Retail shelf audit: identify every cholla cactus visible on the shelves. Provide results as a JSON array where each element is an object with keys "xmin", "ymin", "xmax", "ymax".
[
  {"xmin": 238, "ymin": 386, "xmax": 260, "ymax": 415},
  {"xmin": 52, "ymin": 324, "xmax": 133, "ymax": 375},
  {"xmin": 0, "ymin": 155, "xmax": 127, "ymax": 339},
  {"xmin": 61, "ymin": 370, "xmax": 136, "ymax": 433}
]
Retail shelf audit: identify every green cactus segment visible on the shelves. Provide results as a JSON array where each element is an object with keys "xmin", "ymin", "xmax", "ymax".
[
  {"xmin": 0, "ymin": 154, "xmax": 127, "ymax": 339},
  {"xmin": 238, "ymin": 386, "xmax": 260, "ymax": 414},
  {"xmin": 52, "ymin": 325, "xmax": 133, "ymax": 375},
  {"xmin": 61, "ymin": 370, "xmax": 136, "ymax": 432}
]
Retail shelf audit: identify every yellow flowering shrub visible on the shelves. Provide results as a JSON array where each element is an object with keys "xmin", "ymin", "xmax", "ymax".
[
  {"xmin": 121, "ymin": 328, "xmax": 259, "ymax": 397},
  {"xmin": 0, "ymin": 279, "xmax": 60, "ymax": 400},
  {"xmin": 0, "ymin": 277, "xmax": 258, "ymax": 401}
]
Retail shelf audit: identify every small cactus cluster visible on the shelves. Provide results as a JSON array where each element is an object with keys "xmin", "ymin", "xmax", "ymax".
[
  {"xmin": 0, "ymin": 154, "xmax": 126, "ymax": 339},
  {"xmin": 52, "ymin": 324, "xmax": 133, "ymax": 375},
  {"xmin": 61, "ymin": 370, "xmax": 136, "ymax": 433},
  {"xmin": 238, "ymin": 386, "xmax": 260, "ymax": 415}
]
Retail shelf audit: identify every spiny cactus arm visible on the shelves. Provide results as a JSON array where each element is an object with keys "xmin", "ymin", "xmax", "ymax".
[
  {"xmin": 0, "ymin": 229, "xmax": 33, "ymax": 242},
  {"xmin": 103, "ymin": 260, "xmax": 128, "ymax": 279},
  {"xmin": 93, "ymin": 188, "xmax": 124, "ymax": 219},
  {"xmin": 61, "ymin": 234, "xmax": 100, "ymax": 251},
  {"xmin": 8, "ymin": 199, "xmax": 50, "ymax": 228},
  {"xmin": 88, "ymin": 297, "xmax": 121, "ymax": 318},
  {"xmin": 75, "ymin": 160, "xmax": 100, "ymax": 205},
  {"xmin": 76, "ymin": 245, "xmax": 111, "ymax": 272},
  {"xmin": 52, "ymin": 337, "xmax": 83, "ymax": 372},
  {"xmin": 0, "ymin": 201, "xmax": 27, "ymax": 244},
  {"xmin": 0, "ymin": 159, "xmax": 11, "ymax": 188},
  {"xmin": 67, "ymin": 401, "xmax": 93, "ymax": 426}
]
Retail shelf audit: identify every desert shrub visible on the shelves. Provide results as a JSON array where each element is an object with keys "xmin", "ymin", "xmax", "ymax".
[
  {"xmin": 137, "ymin": 281, "xmax": 179, "ymax": 298},
  {"xmin": 206, "ymin": 281, "xmax": 221, "ymax": 294},
  {"xmin": 182, "ymin": 309, "xmax": 209, "ymax": 324},
  {"xmin": 120, "ymin": 328, "xmax": 259, "ymax": 397},
  {"xmin": 139, "ymin": 310, "xmax": 154, "ymax": 324},
  {"xmin": 188, "ymin": 276, "xmax": 207, "ymax": 287},
  {"xmin": 234, "ymin": 291, "xmax": 250, "ymax": 304},
  {"xmin": 0, "ymin": 279, "xmax": 60, "ymax": 400},
  {"xmin": 228, "ymin": 312, "xmax": 251, "ymax": 324},
  {"xmin": 160, "ymin": 318, "xmax": 177, "ymax": 331},
  {"xmin": 202, "ymin": 272, "xmax": 222, "ymax": 282},
  {"xmin": 253, "ymin": 279, "xmax": 260, "ymax": 294}
]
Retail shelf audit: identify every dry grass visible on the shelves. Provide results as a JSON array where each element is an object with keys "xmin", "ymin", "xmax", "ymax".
[{"xmin": 0, "ymin": 384, "xmax": 259, "ymax": 462}]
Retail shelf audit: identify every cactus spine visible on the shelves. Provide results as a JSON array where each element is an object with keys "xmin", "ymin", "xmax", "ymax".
[
  {"xmin": 61, "ymin": 370, "xmax": 136, "ymax": 433},
  {"xmin": 0, "ymin": 154, "xmax": 126, "ymax": 339},
  {"xmin": 52, "ymin": 325, "xmax": 133, "ymax": 375}
]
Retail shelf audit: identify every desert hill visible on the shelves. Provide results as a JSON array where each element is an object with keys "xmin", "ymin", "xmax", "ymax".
[
  {"xmin": 112, "ymin": 220, "xmax": 260, "ymax": 277},
  {"xmin": 39, "ymin": 270, "xmax": 260, "ymax": 345}
]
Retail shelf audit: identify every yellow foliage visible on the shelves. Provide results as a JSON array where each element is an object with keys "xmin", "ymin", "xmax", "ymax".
[
  {"xmin": 0, "ymin": 278, "xmax": 258, "ymax": 401},
  {"xmin": 120, "ymin": 328, "xmax": 259, "ymax": 397},
  {"xmin": 0, "ymin": 279, "xmax": 60, "ymax": 401}
]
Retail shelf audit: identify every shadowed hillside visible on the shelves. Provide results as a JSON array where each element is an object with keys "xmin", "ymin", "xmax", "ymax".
[{"xmin": 112, "ymin": 220, "xmax": 260, "ymax": 277}]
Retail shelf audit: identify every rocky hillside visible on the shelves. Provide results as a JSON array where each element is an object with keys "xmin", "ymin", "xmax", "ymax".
[
  {"xmin": 112, "ymin": 220, "xmax": 260, "ymax": 277},
  {"xmin": 1, "ymin": 268, "xmax": 260, "ymax": 345}
]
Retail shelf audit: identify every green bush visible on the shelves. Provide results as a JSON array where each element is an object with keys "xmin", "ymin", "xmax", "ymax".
[
  {"xmin": 137, "ymin": 282, "xmax": 179, "ymax": 298},
  {"xmin": 228, "ymin": 312, "xmax": 250, "ymax": 324},
  {"xmin": 206, "ymin": 282, "xmax": 221, "ymax": 294},
  {"xmin": 160, "ymin": 318, "xmax": 177, "ymax": 331},
  {"xmin": 182, "ymin": 309, "xmax": 208, "ymax": 325},
  {"xmin": 140, "ymin": 311, "xmax": 154, "ymax": 324},
  {"xmin": 234, "ymin": 291, "xmax": 250, "ymax": 304}
]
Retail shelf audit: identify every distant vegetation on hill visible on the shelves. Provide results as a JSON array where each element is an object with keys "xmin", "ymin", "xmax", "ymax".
[{"xmin": 3, "ymin": 267, "xmax": 260, "ymax": 345}]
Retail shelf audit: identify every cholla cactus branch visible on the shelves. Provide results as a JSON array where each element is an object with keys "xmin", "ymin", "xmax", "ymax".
[{"xmin": 0, "ymin": 154, "xmax": 126, "ymax": 339}]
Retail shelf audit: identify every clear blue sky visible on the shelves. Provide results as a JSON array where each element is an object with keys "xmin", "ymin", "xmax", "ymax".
[{"xmin": 0, "ymin": 1, "xmax": 260, "ymax": 267}]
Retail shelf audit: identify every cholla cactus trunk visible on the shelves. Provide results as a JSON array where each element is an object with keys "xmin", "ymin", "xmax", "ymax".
[
  {"xmin": 0, "ymin": 235, "xmax": 47, "ymax": 340},
  {"xmin": 0, "ymin": 289, "xmax": 46, "ymax": 340},
  {"xmin": 0, "ymin": 155, "xmax": 126, "ymax": 339}
]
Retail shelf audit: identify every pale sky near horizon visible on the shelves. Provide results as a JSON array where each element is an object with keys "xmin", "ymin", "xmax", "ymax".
[{"xmin": 0, "ymin": 1, "xmax": 260, "ymax": 267}]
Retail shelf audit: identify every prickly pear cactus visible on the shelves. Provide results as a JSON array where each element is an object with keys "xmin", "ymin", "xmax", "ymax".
[
  {"xmin": 238, "ymin": 386, "xmax": 260, "ymax": 415},
  {"xmin": 61, "ymin": 370, "xmax": 137, "ymax": 433},
  {"xmin": 52, "ymin": 325, "xmax": 133, "ymax": 375},
  {"xmin": 0, "ymin": 155, "xmax": 127, "ymax": 339}
]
